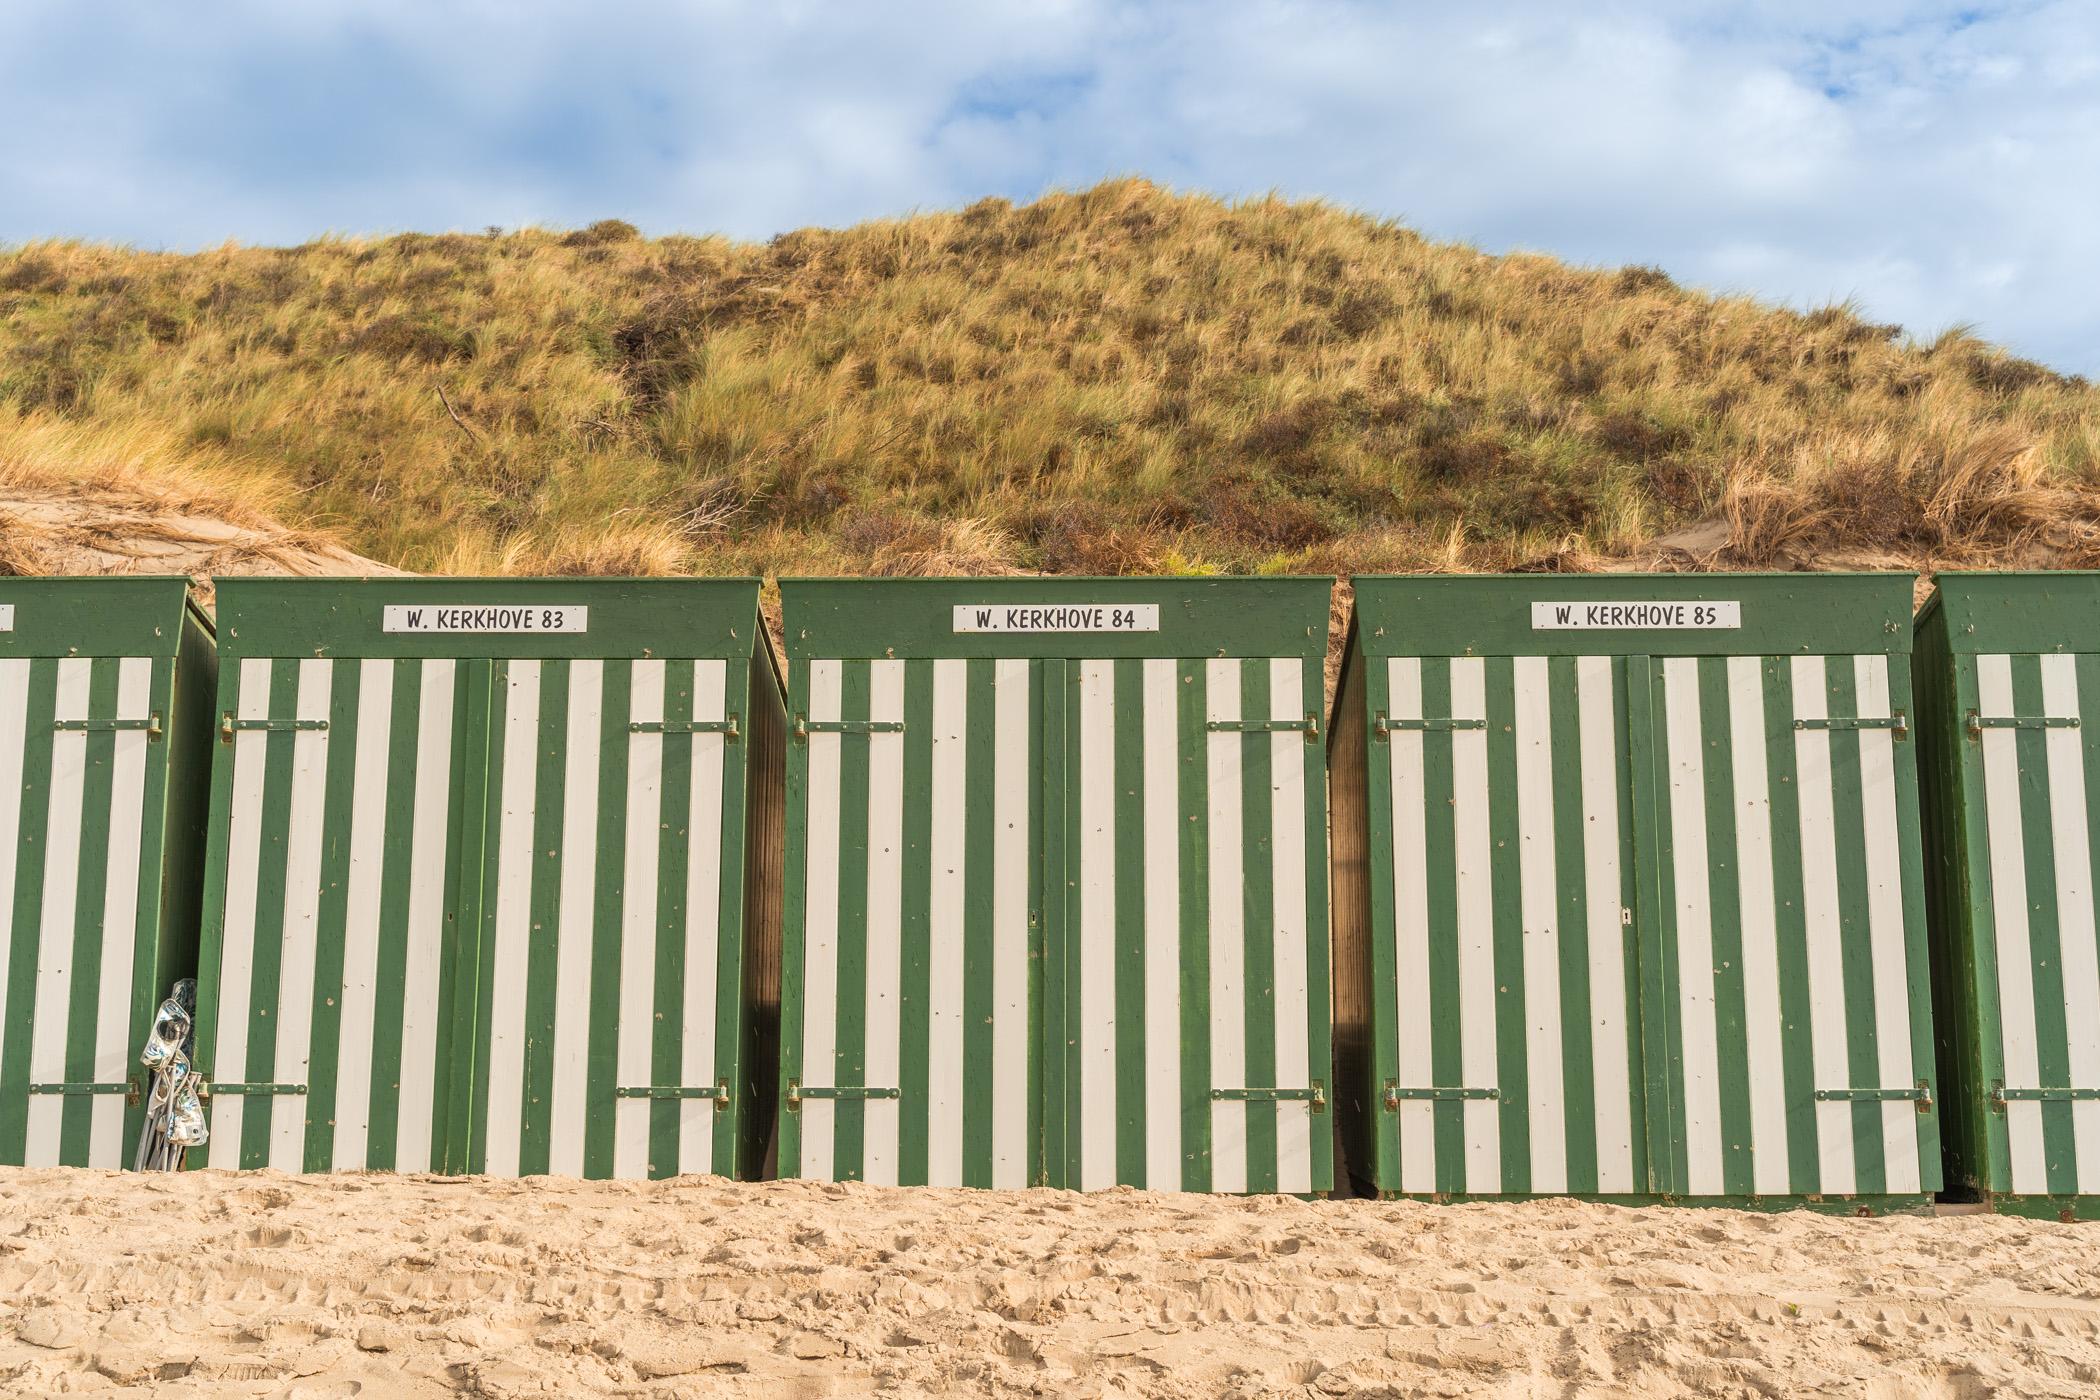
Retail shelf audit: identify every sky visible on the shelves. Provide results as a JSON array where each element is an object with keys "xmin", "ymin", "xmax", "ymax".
[{"xmin": 1, "ymin": 1, "xmax": 2095, "ymax": 373}]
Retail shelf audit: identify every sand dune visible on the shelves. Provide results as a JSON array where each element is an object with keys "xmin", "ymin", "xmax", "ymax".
[{"xmin": 3, "ymin": 1168, "xmax": 2098, "ymax": 1397}]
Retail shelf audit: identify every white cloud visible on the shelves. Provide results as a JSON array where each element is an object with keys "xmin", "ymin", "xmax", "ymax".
[{"xmin": 0, "ymin": 0, "xmax": 2094, "ymax": 370}]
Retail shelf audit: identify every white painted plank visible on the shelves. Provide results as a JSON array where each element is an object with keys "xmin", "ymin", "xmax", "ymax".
[
  {"xmin": 1793, "ymin": 654, "xmax": 1860, "ymax": 1196},
  {"xmin": 87, "ymin": 657, "xmax": 153, "ymax": 1166},
  {"xmin": 1512, "ymin": 655, "xmax": 1565, "ymax": 1194},
  {"xmin": 1725, "ymin": 656, "xmax": 1790, "ymax": 1197},
  {"xmin": 680, "ymin": 660, "xmax": 729, "ymax": 1174},
  {"xmin": 1076, "ymin": 659, "xmax": 1119, "ymax": 1190},
  {"xmin": 1386, "ymin": 657, "xmax": 1436, "ymax": 1194},
  {"xmin": 394, "ymin": 658, "xmax": 455, "ymax": 1172},
  {"xmin": 926, "ymin": 659, "xmax": 969, "ymax": 1187},
  {"xmin": 481, "ymin": 660, "xmax": 541, "ymax": 1178},
  {"xmin": 1205, "ymin": 658, "xmax": 1248, "ymax": 1193},
  {"xmin": 797, "ymin": 660, "xmax": 843, "ymax": 1179},
  {"xmin": 1662, "ymin": 657, "xmax": 1724, "ymax": 1196},
  {"xmin": 266, "ymin": 658, "xmax": 334, "ymax": 1172},
  {"xmin": 330, "ymin": 659, "xmax": 394, "ymax": 1170},
  {"xmin": 25, "ymin": 659, "xmax": 90, "ymax": 1166},
  {"xmin": 1449, "ymin": 657, "xmax": 1501, "ymax": 1195},
  {"xmin": 990, "ymin": 659, "xmax": 1031, "ymax": 1188},
  {"xmin": 613, "ymin": 659, "xmax": 664, "ymax": 1181},
  {"xmin": 207, "ymin": 658, "xmax": 273, "ymax": 1169}
]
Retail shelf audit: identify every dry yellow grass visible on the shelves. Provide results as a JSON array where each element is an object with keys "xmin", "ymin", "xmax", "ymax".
[{"xmin": 3, "ymin": 180, "xmax": 2096, "ymax": 579}]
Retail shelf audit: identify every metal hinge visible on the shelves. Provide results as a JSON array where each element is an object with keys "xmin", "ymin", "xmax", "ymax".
[
  {"xmin": 616, "ymin": 1080, "xmax": 730, "ymax": 1108},
  {"xmin": 28, "ymin": 1079, "xmax": 140, "ymax": 1106},
  {"xmin": 630, "ymin": 716, "xmax": 739, "ymax": 741},
  {"xmin": 1382, "ymin": 1079, "xmax": 1499, "ymax": 1109},
  {"xmin": 1207, "ymin": 715, "xmax": 1321, "ymax": 743},
  {"xmin": 1816, "ymin": 1080, "xmax": 1934, "ymax": 1113},
  {"xmin": 784, "ymin": 1078, "xmax": 901, "ymax": 1109},
  {"xmin": 221, "ymin": 715, "xmax": 329, "ymax": 742},
  {"xmin": 201, "ymin": 1082, "xmax": 307, "ymax": 1098},
  {"xmin": 793, "ymin": 717, "xmax": 906, "ymax": 740},
  {"xmin": 1796, "ymin": 713, "xmax": 1908, "ymax": 740},
  {"xmin": 1991, "ymin": 1081, "xmax": 2100, "ymax": 1109},
  {"xmin": 54, "ymin": 714, "xmax": 164, "ymax": 741},
  {"xmin": 1968, "ymin": 711, "xmax": 2080, "ymax": 738},
  {"xmin": 1373, "ymin": 712, "xmax": 1486, "ymax": 741},
  {"xmin": 1213, "ymin": 1081, "xmax": 1326, "ymax": 1112}
]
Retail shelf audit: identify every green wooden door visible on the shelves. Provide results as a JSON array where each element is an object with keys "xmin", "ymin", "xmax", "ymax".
[
  {"xmin": 197, "ymin": 655, "xmax": 481, "ymax": 1172},
  {"xmin": 1643, "ymin": 653, "xmax": 1940, "ymax": 1201},
  {"xmin": 1056, "ymin": 656, "xmax": 1331, "ymax": 1194},
  {"xmin": 779, "ymin": 656, "xmax": 1045, "ymax": 1188}
]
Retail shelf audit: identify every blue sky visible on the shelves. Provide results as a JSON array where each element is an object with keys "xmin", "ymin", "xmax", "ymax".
[{"xmin": 2, "ymin": 1, "xmax": 2095, "ymax": 372}]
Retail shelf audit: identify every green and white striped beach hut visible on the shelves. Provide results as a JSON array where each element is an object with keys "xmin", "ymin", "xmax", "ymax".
[
  {"xmin": 192, "ymin": 578, "xmax": 784, "ymax": 1180},
  {"xmin": 1331, "ymin": 574, "xmax": 1941, "ymax": 1210},
  {"xmin": 0, "ymin": 577, "xmax": 217, "ymax": 1168},
  {"xmin": 1916, "ymin": 573, "xmax": 2100, "ymax": 1219},
  {"xmin": 776, "ymin": 577, "xmax": 1334, "ymax": 1194}
]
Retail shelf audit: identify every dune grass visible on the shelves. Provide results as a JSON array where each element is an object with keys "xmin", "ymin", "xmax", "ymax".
[{"xmin": 3, "ymin": 179, "xmax": 2097, "ymax": 579}]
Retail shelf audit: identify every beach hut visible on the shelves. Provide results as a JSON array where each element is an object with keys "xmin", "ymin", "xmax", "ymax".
[
  {"xmin": 0, "ymin": 577, "xmax": 216, "ymax": 1168},
  {"xmin": 775, "ymin": 577, "xmax": 1334, "ymax": 1193},
  {"xmin": 1332, "ymin": 574, "xmax": 1941, "ymax": 1209},
  {"xmin": 192, "ymin": 578, "xmax": 784, "ymax": 1179},
  {"xmin": 1916, "ymin": 573, "xmax": 2100, "ymax": 1218}
]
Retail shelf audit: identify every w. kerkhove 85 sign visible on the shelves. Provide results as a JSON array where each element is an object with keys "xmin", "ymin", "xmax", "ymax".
[
  {"xmin": 953, "ymin": 603, "xmax": 1160, "ymax": 633},
  {"xmin": 1531, "ymin": 600, "xmax": 1741, "ymax": 630}
]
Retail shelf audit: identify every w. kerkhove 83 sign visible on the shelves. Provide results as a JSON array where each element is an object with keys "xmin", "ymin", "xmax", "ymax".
[
  {"xmin": 1531, "ymin": 600, "xmax": 1741, "ymax": 630},
  {"xmin": 381, "ymin": 603, "xmax": 589, "ymax": 633}
]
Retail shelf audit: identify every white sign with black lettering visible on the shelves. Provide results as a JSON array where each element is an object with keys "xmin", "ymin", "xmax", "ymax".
[
  {"xmin": 0, "ymin": 604, "xmax": 13, "ymax": 632},
  {"xmin": 953, "ymin": 603, "xmax": 1160, "ymax": 633},
  {"xmin": 382, "ymin": 604, "xmax": 589, "ymax": 634},
  {"xmin": 1531, "ymin": 600, "xmax": 1741, "ymax": 631}
]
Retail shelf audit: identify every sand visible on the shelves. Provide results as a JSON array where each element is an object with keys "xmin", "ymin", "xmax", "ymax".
[{"xmin": 3, "ymin": 1169, "xmax": 2098, "ymax": 1397}]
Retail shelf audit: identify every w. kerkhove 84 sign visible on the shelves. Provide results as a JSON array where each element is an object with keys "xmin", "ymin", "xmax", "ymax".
[
  {"xmin": 953, "ymin": 603, "xmax": 1159, "ymax": 633},
  {"xmin": 1531, "ymin": 600, "xmax": 1741, "ymax": 630}
]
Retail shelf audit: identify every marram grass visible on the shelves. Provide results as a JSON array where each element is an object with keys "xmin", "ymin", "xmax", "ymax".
[{"xmin": 3, "ymin": 179, "xmax": 2097, "ymax": 579}]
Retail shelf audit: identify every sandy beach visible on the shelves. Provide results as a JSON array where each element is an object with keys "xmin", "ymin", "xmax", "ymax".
[{"xmin": 2, "ymin": 1168, "xmax": 2097, "ymax": 1397}]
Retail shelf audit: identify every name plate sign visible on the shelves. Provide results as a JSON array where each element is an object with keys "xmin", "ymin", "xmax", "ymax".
[
  {"xmin": 382, "ymin": 604, "xmax": 589, "ymax": 634},
  {"xmin": 1531, "ymin": 601, "xmax": 1740, "ymax": 631},
  {"xmin": 953, "ymin": 604, "xmax": 1160, "ymax": 633}
]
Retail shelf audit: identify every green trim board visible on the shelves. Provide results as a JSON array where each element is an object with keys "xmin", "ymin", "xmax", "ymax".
[
  {"xmin": 777, "ymin": 577, "xmax": 1335, "ymax": 1194},
  {"xmin": 1333, "ymin": 573, "xmax": 1941, "ymax": 1206},
  {"xmin": 1354, "ymin": 574, "xmax": 1912, "ymax": 659},
  {"xmin": 1916, "ymin": 573, "xmax": 2100, "ymax": 1215},
  {"xmin": 779, "ymin": 577, "xmax": 1330, "ymax": 662},
  {"xmin": 216, "ymin": 576, "xmax": 757, "ymax": 660},
  {"xmin": 0, "ymin": 577, "xmax": 217, "ymax": 1169},
  {"xmin": 191, "ymin": 577, "xmax": 783, "ymax": 1179}
]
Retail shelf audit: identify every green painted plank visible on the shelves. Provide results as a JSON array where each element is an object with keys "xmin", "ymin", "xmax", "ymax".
[
  {"xmin": 582, "ymin": 658, "xmax": 634, "ymax": 1179},
  {"xmin": 1175, "ymin": 659, "xmax": 1213, "ymax": 1193},
  {"xmin": 1238, "ymin": 659, "xmax": 1280, "ymax": 1194},
  {"xmin": 436, "ymin": 658, "xmax": 487, "ymax": 1174},
  {"xmin": 58, "ymin": 659, "xmax": 120, "ymax": 1164},
  {"xmin": 1626, "ymin": 656, "xmax": 1676, "ymax": 1195},
  {"xmin": 710, "ymin": 657, "xmax": 754, "ymax": 1180},
  {"xmin": 1419, "ymin": 659, "xmax": 1466, "ymax": 1195},
  {"xmin": 1482, "ymin": 656, "xmax": 1530, "ymax": 1192},
  {"xmin": 363, "ymin": 658, "xmax": 424, "ymax": 1171},
  {"xmin": 1611, "ymin": 659, "xmax": 1648, "ymax": 1192},
  {"xmin": 1360, "ymin": 656, "xmax": 1403, "ymax": 1192},
  {"xmin": 773, "ymin": 657, "xmax": 811, "ymax": 1179},
  {"xmin": 298, "ymin": 657, "xmax": 364, "ymax": 1171},
  {"xmin": 1296, "ymin": 656, "xmax": 1335, "ymax": 1194},
  {"xmin": 2, "ymin": 660, "xmax": 58, "ymax": 1162},
  {"xmin": 648, "ymin": 658, "xmax": 698, "ymax": 1177},
  {"xmin": 1112, "ymin": 658, "xmax": 1149, "ymax": 1186},
  {"xmin": 1825, "ymin": 657, "xmax": 1891, "ymax": 1195},
  {"xmin": 1547, "ymin": 655, "xmax": 1600, "ymax": 1194},
  {"xmin": 517, "ymin": 658, "xmax": 572, "ymax": 1177},
  {"xmin": 1761, "ymin": 655, "xmax": 1823, "ymax": 1195},
  {"xmin": 1696, "ymin": 657, "xmax": 1756, "ymax": 1198},
  {"xmin": 830, "ymin": 659, "xmax": 872, "ymax": 1181},
  {"xmin": 897, "ymin": 660, "xmax": 935, "ymax": 1185}
]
